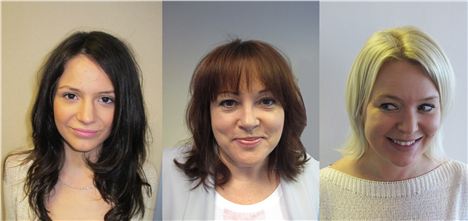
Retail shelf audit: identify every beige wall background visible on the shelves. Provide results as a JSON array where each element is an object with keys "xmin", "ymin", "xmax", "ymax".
[{"xmin": 1, "ymin": 2, "xmax": 162, "ymax": 216}]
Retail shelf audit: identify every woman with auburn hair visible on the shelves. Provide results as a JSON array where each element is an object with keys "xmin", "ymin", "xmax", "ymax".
[
  {"xmin": 158, "ymin": 39, "xmax": 319, "ymax": 219},
  {"xmin": 320, "ymin": 26, "xmax": 467, "ymax": 220},
  {"xmin": 3, "ymin": 31, "xmax": 157, "ymax": 220}
]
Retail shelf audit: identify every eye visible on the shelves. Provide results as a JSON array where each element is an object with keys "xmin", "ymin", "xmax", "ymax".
[
  {"xmin": 63, "ymin": 93, "xmax": 78, "ymax": 100},
  {"xmin": 259, "ymin": 97, "xmax": 277, "ymax": 107},
  {"xmin": 379, "ymin": 103, "xmax": 398, "ymax": 111},
  {"xmin": 418, "ymin": 103, "xmax": 435, "ymax": 112},
  {"xmin": 99, "ymin": 96, "xmax": 114, "ymax": 104},
  {"xmin": 219, "ymin": 99, "xmax": 238, "ymax": 108}
]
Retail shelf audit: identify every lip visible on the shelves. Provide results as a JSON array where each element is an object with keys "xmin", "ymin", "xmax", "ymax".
[
  {"xmin": 72, "ymin": 128, "xmax": 99, "ymax": 138},
  {"xmin": 234, "ymin": 137, "xmax": 263, "ymax": 148},
  {"xmin": 386, "ymin": 137, "xmax": 423, "ymax": 150}
]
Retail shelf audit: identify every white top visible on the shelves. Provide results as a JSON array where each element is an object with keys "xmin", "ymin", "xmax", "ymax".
[
  {"xmin": 214, "ymin": 183, "xmax": 288, "ymax": 220},
  {"xmin": 320, "ymin": 160, "xmax": 468, "ymax": 220}
]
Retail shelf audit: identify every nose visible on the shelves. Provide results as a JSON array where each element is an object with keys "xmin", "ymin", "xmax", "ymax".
[
  {"xmin": 397, "ymin": 109, "xmax": 419, "ymax": 134},
  {"xmin": 239, "ymin": 105, "xmax": 259, "ymax": 132},
  {"xmin": 76, "ymin": 99, "xmax": 96, "ymax": 124}
]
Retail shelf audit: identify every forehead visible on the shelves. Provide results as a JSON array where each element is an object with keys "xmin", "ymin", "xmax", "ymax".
[
  {"xmin": 58, "ymin": 54, "xmax": 114, "ymax": 90},
  {"xmin": 219, "ymin": 72, "xmax": 266, "ymax": 90},
  {"xmin": 371, "ymin": 60, "xmax": 439, "ymax": 100}
]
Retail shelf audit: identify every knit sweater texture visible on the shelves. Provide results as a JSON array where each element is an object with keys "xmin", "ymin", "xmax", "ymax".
[{"xmin": 320, "ymin": 160, "xmax": 468, "ymax": 220}]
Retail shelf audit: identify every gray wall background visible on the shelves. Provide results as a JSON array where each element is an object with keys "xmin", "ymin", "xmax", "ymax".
[
  {"xmin": 320, "ymin": 2, "xmax": 468, "ymax": 168},
  {"xmin": 163, "ymin": 2, "xmax": 320, "ymax": 160}
]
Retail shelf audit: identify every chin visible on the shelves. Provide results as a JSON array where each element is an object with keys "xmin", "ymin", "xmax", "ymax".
[{"xmin": 66, "ymin": 142, "xmax": 102, "ymax": 153}]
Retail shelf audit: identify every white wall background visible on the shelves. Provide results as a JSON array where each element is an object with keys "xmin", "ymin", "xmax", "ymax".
[
  {"xmin": 320, "ymin": 2, "xmax": 468, "ymax": 168},
  {"xmin": 1, "ymin": 2, "xmax": 162, "ymax": 173},
  {"xmin": 163, "ymin": 2, "xmax": 320, "ymax": 159}
]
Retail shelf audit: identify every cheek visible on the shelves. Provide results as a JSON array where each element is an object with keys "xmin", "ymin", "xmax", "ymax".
[
  {"xmin": 271, "ymin": 110, "xmax": 285, "ymax": 134},
  {"xmin": 363, "ymin": 108, "xmax": 393, "ymax": 142},
  {"xmin": 100, "ymin": 107, "xmax": 115, "ymax": 129},
  {"xmin": 210, "ymin": 109, "xmax": 231, "ymax": 140},
  {"xmin": 421, "ymin": 114, "xmax": 440, "ymax": 137},
  {"xmin": 263, "ymin": 109, "xmax": 285, "ymax": 143},
  {"xmin": 53, "ymin": 99, "xmax": 68, "ymax": 126}
]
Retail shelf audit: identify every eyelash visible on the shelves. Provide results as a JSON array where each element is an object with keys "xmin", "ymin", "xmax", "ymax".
[
  {"xmin": 379, "ymin": 103, "xmax": 398, "ymax": 112},
  {"xmin": 219, "ymin": 99, "xmax": 237, "ymax": 108},
  {"xmin": 99, "ymin": 96, "xmax": 115, "ymax": 104},
  {"xmin": 379, "ymin": 103, "xmax": 436, "ymax": 113},
  {"xmin": 418, "ymin": 103, "xmax": 435, "ymax": 112},
  {"xmin": 61, "ymin": 93, "xmax": 114, "ymax": 105},
  {"xmin": 63, "ymin": 93, "xmax": 78, "ymax": 100},
  {"xmin": 258, "ymin": 97, "xmax": 277, "ymax": 107},
  {"xmin": 217, "ymin": 97, "xmax": 278, "ymax": 109}
]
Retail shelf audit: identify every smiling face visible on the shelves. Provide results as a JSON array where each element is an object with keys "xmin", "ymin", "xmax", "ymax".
[
  {"xmin": 210, "ymin": 79, "xmax": 285, "ymax": 170},
  {"xmin": 53, "ymin": 54, "xmax": 115, "ymax": 156},
  {"xmin": 363, "ymin": 60, "xmax": 441, "ymax": 169}
]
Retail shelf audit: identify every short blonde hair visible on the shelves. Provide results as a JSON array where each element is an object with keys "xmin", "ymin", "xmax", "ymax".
[{"xmin": 342, "ymin": 26, "xmax": 455, "ymax": 159}]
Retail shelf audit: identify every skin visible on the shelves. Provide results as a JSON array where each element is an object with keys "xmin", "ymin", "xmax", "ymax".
[
  {"xmin": 333, "ymin": 60, "xmax": 441, "ymax": 181},
  {"xmin": 211, "ymin": 78, "xmax": 284, "ymax": 204},
  {"xmin": 48, "ymin": 54, "xmax": 114, "ymax": 219}
]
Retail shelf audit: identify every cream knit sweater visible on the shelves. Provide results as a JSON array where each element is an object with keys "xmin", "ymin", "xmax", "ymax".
[{"xmin": 320, "ymin": 160, "xmax": 468, "ymax": 220}]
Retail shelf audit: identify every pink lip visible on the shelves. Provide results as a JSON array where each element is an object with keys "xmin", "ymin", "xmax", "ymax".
[
  {"xmin": 234, "ymin": 137, "xmax": 263, "ymax": 147},
  {"xmin": 72, "ymin": 128, "xmax": 99, "ymax": 138}
]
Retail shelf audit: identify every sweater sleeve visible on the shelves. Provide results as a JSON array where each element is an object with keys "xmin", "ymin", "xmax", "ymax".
[
  {"xmin": 138, "ymin": 162, "xmax": 158, "ymax": 221},
  {"xmin": 3, "ymin": 154, "xmax": 28, "ymax": 220}
]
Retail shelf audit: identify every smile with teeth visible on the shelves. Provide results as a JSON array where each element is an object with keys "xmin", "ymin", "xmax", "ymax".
[{"xmin": 389, "ymin": 137, "xmax": 422, "ymax": 146}]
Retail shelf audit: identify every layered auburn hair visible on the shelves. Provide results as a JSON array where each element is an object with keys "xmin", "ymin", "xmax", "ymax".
[
  {"xmin": 176, "ymin": 39, "xmax": 309, "ymax": 188},
  {"xmin": 12, "ymin": 31, "xmax": 150, "ymax": 220}
]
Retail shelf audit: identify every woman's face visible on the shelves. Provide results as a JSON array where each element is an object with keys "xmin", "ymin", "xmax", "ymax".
[
  {"xmin": 363, "ymin": 60, "xmax": 440, "ymax": 168},
  {"xmin": 53, "ymin": 54, "xmax": 115, "ymax": 155},
  {"xmin": 210, "ymin": 79, "xmax": 285, "ymax": 170}
]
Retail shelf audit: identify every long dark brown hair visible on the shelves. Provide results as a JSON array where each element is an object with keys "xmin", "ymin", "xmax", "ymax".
[
  {"xmin": 176, "ymin": 39, "xmax": 309, "ymax": 188},
  {"xmin": 9, "ymin": 31, "xmax": 150, "ymax": 220}
]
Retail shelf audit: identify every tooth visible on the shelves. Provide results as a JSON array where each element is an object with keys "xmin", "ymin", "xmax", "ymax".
[{"xmin": 392, "ymin": 139, "xmax": 415, "ymax": 146}]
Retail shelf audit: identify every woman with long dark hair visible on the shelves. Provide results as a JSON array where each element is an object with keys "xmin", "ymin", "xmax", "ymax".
[{"xmin": 3, "ymin": 31, "xmax": 156, "ymax": 220}]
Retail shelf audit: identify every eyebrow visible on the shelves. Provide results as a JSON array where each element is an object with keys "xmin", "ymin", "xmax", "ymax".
[
  {"xmin": 375, "ymin": 94, "xmax": 439, "ymax": 102},
  {"xmin": 56, "ymin": 85, "xmax": 114, "ymax": 94}
]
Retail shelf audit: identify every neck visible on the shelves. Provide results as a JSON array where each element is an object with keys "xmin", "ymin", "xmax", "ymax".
[
  {"xmin": 60, "ymin": 144, "xmax": 95, "ymax": 185},
  {"xmin": 220, "ymin": 154, "xmax": 273, "ymax": 184},
  {"xmin": 216, "ymin": 155, "xmax": 279, "ymax": 204},
  {"xmin": 356, "ymin": 153, "xmax": 440, "ymax": 181}
]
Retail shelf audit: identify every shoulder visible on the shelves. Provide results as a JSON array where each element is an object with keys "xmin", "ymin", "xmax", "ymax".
[
  {"xmin": 4, "ymin": 151, "xmax": 30, "ymax": 167},
  {"xmin": 302, "ymin": 155, "xmax": 319, "ymax": 180},
  {"xmin": 142, "ymin": 161, "xmax": 158, "ymax": 180},
  {"xmin": 442, "ymin": 160, "xmax": 467, "ymax": 173},
  {"xmin": 163, "ymin": 146, "xmax": 190, "ymax": 162},
  {"xmin": 3, "ymin": 151, "xmax": 35, "ymax": 221},
  {"xmin": 159, "ymin": 146, "xmax": 214, "ymax": 219},
  {"xmin": 4, "ymin": 151, "xmax": 32, "ymax": 185},
  {"xmin": 436, "ymin": 160, "xmax": 468, "ymax": 185},
  {"xmin": 279, "ymin": 155, "xmax": 319, "ymax": 219},
  {"xmin": 140, "ymin": 161, "xmax": 158, "ymax": 220},
  {"xmin": 161, "ymin": 146, "xmax": 192, "ymax": 183},
  {"xmin": 161, "ymin": 146, "xmax": 192, "ymax": 178},
  {"xmin": 282, "ymin": 154, "xmax": 319, "ymax": 191}
]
